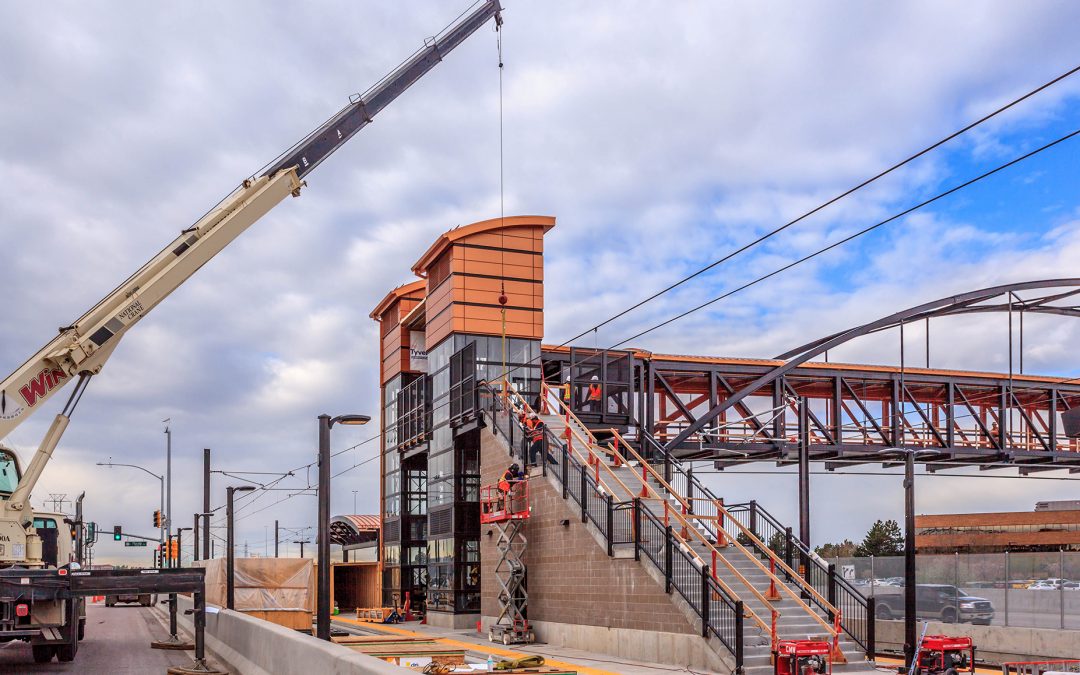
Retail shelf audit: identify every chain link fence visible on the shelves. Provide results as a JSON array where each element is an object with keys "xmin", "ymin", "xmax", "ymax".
[{"xmin": 830, "ymin": 552, "xmax": 1080, "ymax": 629}]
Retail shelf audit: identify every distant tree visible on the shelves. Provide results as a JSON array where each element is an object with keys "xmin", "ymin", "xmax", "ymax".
[
  {"xmin": 854, "ymin": 519, "xmax": 903, "ymax": 557},
  {"xmin": 767, "ymin": 531, "xmax": 787, "ymax": 557},
  {"xmin": 816, "ymin": 539, "xmax": 857, "ymax": 559}
]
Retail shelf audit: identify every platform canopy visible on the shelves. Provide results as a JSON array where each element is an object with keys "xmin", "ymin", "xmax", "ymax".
[{"xmin": 329, "ymin": 515, "xmax": 380, "ymax": 548}]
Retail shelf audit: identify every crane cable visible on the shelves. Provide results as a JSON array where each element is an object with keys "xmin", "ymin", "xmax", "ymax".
[{"xmin": 497, "ymin": 21, "xmax": 509, "ymax": 383}]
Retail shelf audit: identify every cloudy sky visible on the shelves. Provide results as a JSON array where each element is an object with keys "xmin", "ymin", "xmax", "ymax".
[{"xmin": 1, "ymin": 1, "xmax": 1079, "ymax": 564}]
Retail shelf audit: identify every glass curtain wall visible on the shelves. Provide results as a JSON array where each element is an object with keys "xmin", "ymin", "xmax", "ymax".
[{"xmin": 425, "ymin": 333, "xmax": 539, "ymax": 614}]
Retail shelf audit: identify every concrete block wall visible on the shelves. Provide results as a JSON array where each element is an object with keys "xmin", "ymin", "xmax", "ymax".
[{"xmin": 479, "ymin": 429, "xmax": 732, "ymax": 672}]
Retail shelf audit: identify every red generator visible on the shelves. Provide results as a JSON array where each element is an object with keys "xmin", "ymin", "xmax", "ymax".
[
  {"xmin": 916, "ymin": 635, "xmax": 975, "ymax": 675},
  {"xmin": 775, "ymin": 640, "xmax": 831, "ymax": 675}
]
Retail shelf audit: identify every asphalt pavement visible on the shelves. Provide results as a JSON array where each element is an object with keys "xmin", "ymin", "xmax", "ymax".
[{"xmin": 0, "ymin": 600, "xmax": 206, "ymax": 673}]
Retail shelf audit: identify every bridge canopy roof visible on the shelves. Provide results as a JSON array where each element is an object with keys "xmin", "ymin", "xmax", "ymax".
[{"xmin": 329, "ymin": 515, "xmax": 380, "ymax": 547}]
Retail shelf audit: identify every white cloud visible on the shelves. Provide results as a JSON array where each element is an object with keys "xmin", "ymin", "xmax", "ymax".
[{"xmin": 0, "ymin": 1, "xmax": 1078, "ymax": 561}]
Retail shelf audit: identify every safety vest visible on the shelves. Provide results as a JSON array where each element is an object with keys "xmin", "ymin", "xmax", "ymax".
[
  {"xmin": 587, "ymin": 383, "xmax": 602, "ymax": 401},
  {"xmin": 525, "ymin": 417, "xmax": 544, "ymax": 442}
]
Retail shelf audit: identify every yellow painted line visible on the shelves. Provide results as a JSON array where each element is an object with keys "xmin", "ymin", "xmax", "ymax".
[{"xmin": 334, "ymin": 616, "xmax": 620, "ymax": 675}]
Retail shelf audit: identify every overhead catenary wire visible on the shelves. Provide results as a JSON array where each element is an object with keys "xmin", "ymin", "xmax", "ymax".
[
  {"xmin": 217, "ymin": 65, "xmax": 1080, "ymax": 532},
  {"xmin": 609, "ymin": 126, "xmax": 1080, "ymax": 349},
  {"xmin": 556, "ymin": 63, "xmax": 1080, "ymax": 348}
]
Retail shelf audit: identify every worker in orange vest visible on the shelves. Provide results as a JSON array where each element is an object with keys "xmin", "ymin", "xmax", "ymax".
[
  {"xmin": 586, "ymin": 376, "xmax": 602, "ymax": 412},
  {"xmin": 524, "ymin": 412, "xmax": 546, "ymax": 467}
]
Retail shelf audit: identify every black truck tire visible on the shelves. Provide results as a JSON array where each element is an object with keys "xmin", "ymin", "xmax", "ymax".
[
  {"xmin": 140, "ymin": 594, "xmax": 152, "ymax": 607},
  {"xmin": 57, "ymin": 640, "xmax": 77, "ymax": 662},
  {"xmin": 31, "ymin": 645, "xmax": 54, "ymax": 663},
  {"xmin": 78, "ymin": 618, "xmax": 86, "ymax": 641}
]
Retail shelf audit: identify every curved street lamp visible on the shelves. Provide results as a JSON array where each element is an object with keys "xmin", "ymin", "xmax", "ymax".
[{"xmin": 96, "ymin": 460, "xmax": 165, "ymax": 556}]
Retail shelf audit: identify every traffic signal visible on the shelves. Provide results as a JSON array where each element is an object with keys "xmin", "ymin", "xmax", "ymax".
[
  {"xmin": 112, "ymin": 525, "xmax": 122, "ymax": 541},
  {"xmin": 169, "ymin": 538, "xmax": 179, "ymax": 561},
  {"xmin": 153, "ymin": 510, "xmax": 162, "ymax": 528},
  {"xmin": 87, "ymin": 522, "xmax": 96, "ymax": 541}
]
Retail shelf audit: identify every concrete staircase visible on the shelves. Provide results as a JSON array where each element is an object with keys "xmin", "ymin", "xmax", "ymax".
[{"xmin": 534, "ymin": 410, "xmax": 878, "ymax": 673}]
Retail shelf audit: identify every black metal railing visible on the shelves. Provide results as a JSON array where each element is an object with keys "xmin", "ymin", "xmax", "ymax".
[
  {"xmin": 637, "ymin": 433, "xmax": 873, "ymax": 657},
  {"xmin": 479, "ymin": 383, "xmax": 744, "ymax": 669},
  {"xmin": 726, "ymin": 500, "xmax": 872, "ymax": 655}
]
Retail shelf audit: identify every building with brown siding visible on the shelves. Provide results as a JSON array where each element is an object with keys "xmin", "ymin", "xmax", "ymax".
[
  {"xmin": 915, "ymin": 509, "xmax": 1080, "ymax": 553},
  {"xmin": 371, "ymin": 215, "xmax": 554, "ymax": 628}
]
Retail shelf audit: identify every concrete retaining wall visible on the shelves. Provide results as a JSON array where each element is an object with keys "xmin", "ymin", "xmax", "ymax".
[
  {"xmin": 875, "ymin": 619, "xmax": 1080, "ymax": 663},
  {"xmin": 176, "ymin": 595, "xmax": 408, "ymax": 675}
]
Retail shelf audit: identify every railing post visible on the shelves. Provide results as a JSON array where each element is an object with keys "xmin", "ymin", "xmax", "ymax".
[
  {"xmin": 749, "ymin": 500, "xmax": 758, "ymax": 539},
  {"xmin": 580, "ymin": 464, "xmax": 588, "ymax": 524},
  {"xmin": 866, "ymin": 596, "xmax": 876, "ymax": 659},
  {"xmin": 664, "ymin": 525, "xmax": 673, "ymax": 594},
  {"xmin": 701, "ymin": 564, "xmax": 710, "ymax": 638},
  {"xmin": 784, "ymin": 527, "xmax": 794, "ymax": 580},
  {"xmin": 827, "ymin": 563, "xmax": 837, "ymax": 623},
  {"xmin": 561, "ymin": 445, "xmax": 568, "ymax": 499},
  {"xmin": 734, "ymin": 600, "xmax": 745, "ymax": 672},
  {"xmin": 633, "ymin": 498, "xmax": 641, "ymax": 561},
  {"xmin": 606, "ymin": 494, "xmax": 614, "ymax": 557}
]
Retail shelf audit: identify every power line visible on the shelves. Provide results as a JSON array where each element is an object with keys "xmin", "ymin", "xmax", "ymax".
[
  {"xmin": 557, "ymin": 63, "xmax": 1080, "ymax": 348},
  {"xmin": 611, "ymin": 126, "xmax": 1080, "ymax": 348}
]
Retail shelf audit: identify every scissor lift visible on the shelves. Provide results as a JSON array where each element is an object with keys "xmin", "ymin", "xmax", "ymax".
[{"xmin": 480, "ymin": 479, "xmax": 534, "ymax": 645}]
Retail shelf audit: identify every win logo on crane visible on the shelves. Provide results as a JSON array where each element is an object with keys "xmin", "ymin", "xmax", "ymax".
[{"xmin": 18, "ymin": 367, "xmax": 67, "ymax": 408}]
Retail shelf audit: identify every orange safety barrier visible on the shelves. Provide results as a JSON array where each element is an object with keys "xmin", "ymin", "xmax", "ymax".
[
  {"xmin": 831, "ymin": 610, "xmax": 847, "ymax": 664},
  {"xmin": 766, "ymin": 556, "xmax": 782, "ymax": 600}
]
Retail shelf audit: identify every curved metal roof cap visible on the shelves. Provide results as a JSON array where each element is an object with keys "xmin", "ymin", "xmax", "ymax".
[{"xmin": 411, "ymin": 215, "xmax": 556, "ymax": 277}]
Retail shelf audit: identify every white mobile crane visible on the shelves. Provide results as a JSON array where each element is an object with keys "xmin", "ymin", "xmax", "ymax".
[{"xmin": 0, "ymin": 1, "xmax": 502, "ymax": 665}]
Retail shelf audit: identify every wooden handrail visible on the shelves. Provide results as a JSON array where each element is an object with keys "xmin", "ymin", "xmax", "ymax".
[
  {"xmin": 505, "ymin": 381, "xmax": 628, "ymax": 498},
  {"xmin": 606, "ymin": 428, "xmax": 838, "ymax": 637},
  {"xmin": 614, "ymin": 428, "xmax": 834, "ymax": 614},
  {"xmin": 535, "ymin": 384, "xmax": 776, "ymax": 637}
]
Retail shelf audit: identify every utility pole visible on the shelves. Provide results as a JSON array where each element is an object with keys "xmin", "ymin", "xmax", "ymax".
[
  {"xmin": 203, "ymin": 448, "xmax": 211, "ymax": 560},
  {"xmin": 903, "ymin": 450, "xmax": 917, "ymax": 669},
  {"xmin": 274, "ymin": 520, "xmax": 279, "ymax": 558}
]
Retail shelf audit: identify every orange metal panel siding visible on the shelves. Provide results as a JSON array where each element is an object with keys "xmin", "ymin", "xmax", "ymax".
[{"xmin": 422, "ymin": 221, "xmax": 549, "ymax": 346}]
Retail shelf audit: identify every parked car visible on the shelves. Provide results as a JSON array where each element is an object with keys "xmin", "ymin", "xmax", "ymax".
[
  {"xmin": 1063, "ymin": 582, "xmax": 1080, "ymax": 591},
  {"xmin": 104, "ymin": 593, "xmax": 152, "ymax": 607},
  {"xmin": 874, "ymin": 584, "xmax": 994, "ymax": 625}
]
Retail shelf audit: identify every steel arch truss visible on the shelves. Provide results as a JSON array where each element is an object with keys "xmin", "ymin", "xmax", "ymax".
[{"xmin": 648, "ymin": 280, "xmax": 1080, "ymax": 472}]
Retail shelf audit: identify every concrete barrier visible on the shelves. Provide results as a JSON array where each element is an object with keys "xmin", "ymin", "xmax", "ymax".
[
  {"xmin": 176, "ymin": 596, "xmax": 409, "ymax": 675},
  {"xmin": 875, "ymin": 619, "xmax": 1080, "ymax": 663}
]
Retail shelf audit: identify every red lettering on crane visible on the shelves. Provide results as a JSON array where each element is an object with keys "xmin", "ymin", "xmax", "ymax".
[{"xmin": 18, "ymin": 368, "xmax": 67, "ymax": 407}]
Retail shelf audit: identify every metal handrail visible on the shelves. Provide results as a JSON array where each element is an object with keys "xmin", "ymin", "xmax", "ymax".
[
  {"xmin": 640, "ymin": 431, "xmax": 855, "ymax": 612},
  {"xmin": 483, "ymin": 382, "xmax": 757, "ymax": 654},
  {"xmin": 536, "ymin": 385, "xmax": 777, "ymax": 637},
  {"xmin": 605, "ymin": 428, "xmax": 837, "ymax": 639},
  {"xmin": 505, "ymin": 382, "xmax": 630, "ymax": 498}
]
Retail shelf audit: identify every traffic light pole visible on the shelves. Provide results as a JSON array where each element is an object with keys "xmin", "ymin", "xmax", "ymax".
[{"xmin": 203, "ymin": 449, "xmax": 211, "ymax": 561}]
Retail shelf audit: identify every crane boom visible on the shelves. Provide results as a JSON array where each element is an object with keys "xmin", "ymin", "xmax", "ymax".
[{"xmin": 0, "ymin": 0, "xmax": 502, "ymax": 521}]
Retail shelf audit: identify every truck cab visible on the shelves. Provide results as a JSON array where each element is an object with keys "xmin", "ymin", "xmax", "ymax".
[{"xmin": 0, "ymin": 448, "xmax": 84, "ymax": 663}]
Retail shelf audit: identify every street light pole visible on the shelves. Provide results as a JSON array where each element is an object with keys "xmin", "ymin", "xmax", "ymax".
[
  {"xmin": 95, "ymin": 461, "xmax": 165, "ymax": 556},
  {"xmin": 316, "ymin": 413, "xmax": 369, "ymax": 641},
  {"xmin": 226, "ymin": 485, "xmax": 255, "ymax": 610},
  {"xmin": 164, "ymin": 421, "xmax": 172, "ymax": 546},
  {"xmin": 203, "ymin": 448, "xmax": 212, "ymax": 560}
]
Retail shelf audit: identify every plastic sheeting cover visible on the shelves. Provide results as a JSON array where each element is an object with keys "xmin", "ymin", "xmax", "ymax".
[{"xmin": 194, "ymin": 558, "xmax": 313, "ymax": 612}]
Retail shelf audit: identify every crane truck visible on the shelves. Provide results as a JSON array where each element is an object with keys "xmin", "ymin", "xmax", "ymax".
[{"xmin": 0, "ymin": 1, "xmax": 502, "ymax": 665}]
